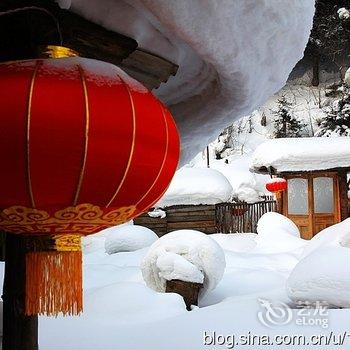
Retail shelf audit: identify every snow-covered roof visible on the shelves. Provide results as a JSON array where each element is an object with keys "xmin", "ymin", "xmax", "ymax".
[
  {"xmin": 250, "ymin": 137, "xmax": 350, "ymax": 174},
  {"xmin": 60, "ymin": 0, "xmax": 315, "ymax": 165},
  {"xmin": 156, "ymin": 168, "xmax": 233, "ymax": 207}
]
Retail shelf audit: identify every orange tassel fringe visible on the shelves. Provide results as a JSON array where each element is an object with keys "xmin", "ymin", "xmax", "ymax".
[{"xmin": 25, "ymin": 250, "xmax": 83, "ymax": 316}]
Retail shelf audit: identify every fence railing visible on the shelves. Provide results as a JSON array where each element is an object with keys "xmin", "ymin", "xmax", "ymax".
[{"xmin": 215, "ymin": 199, "xmax": 277, "ymax": 233}]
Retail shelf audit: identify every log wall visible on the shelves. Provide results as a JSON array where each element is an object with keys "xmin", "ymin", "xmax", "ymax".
[
  {"xmin": 134, "ymin": 205, "xmax": 216, "ymax": 236},
  {"xmin": 134, "ymin": 201, "xmax": 277, "ymax": 237}
]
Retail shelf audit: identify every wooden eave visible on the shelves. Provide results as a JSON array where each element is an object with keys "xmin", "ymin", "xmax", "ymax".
[
  {"xmin": 0, "ymin": 0, "xmax": 178, "ymax": 90},
  {"xmin": 251, "ymin": 166, "xmax": 350, "ymax": 176}
]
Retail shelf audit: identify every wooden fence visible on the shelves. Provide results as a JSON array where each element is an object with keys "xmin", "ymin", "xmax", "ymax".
[
  {"xmin": 135, "ymin": 198, "xmax": 277, "ymax": 236},
  {"xmin": 215, "ymin": 199, "xmax": 277, "ymax": 233}
]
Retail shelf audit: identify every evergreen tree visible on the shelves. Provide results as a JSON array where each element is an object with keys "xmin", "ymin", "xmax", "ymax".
[
  {"xmin": 316, "ymin": 84, "xmax": 350, "ymax": 136},
  {"xmin": 304, "ymin": 0, "xmax": 350, "ymax": 85},
  {"xmin": 272, "ymin": 97, "xmax": 307, "ymax": 138}
]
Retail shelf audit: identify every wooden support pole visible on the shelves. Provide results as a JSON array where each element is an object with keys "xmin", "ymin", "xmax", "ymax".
[
  {"xmin": 166, "ymin": 279, "xmax": 203, "ymax": 311},
  {"xmin": 2, "ymin": 233, "xmax": 38, "ymax": 350}
]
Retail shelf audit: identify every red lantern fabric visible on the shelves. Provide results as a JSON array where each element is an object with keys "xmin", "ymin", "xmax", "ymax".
[
  {"xmin": 265, "ymin": 177, "xmax": 287, "ymax": 193},
  {"xmin": 0, "ymin": 57, "xmax": 180, "ymax": 236}
]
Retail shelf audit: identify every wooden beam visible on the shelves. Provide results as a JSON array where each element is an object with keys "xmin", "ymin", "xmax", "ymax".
[{"xmin": 0, "ymin": 0, "xmax": 178, "ymax": 90}]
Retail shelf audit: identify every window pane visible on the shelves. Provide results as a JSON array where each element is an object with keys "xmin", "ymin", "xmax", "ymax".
[
  {"xmin": 313, "ymin": 177, "xmax": 334, "ymax": 213},
  {"xmin": 288, "ymin": 178, "xmax": 308, "ymax": 215}
]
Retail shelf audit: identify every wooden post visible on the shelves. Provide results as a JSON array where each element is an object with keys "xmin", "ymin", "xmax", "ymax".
[
  {"xmin": 166, "ymin": 279, "xmax": 203, "ymax": 311},
  {"xmin": 206, "ymin": 146, "xmax": 210, "ymax": 168},
  {"xmin": 2, "ymin": 233, "xmax": 38, "ymax": 350}
]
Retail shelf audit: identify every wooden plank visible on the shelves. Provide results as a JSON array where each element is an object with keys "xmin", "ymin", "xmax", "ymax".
[
  {"xmin": 134, "ymin": 217, "xmax": 167, "ymax": 224},
  {"xmin": 167, "ymin": 221, "xmax": 216, "ymax": 229},
  {"xmin": 166, "ymin": 205, "xmax": 216, "ymax": 213},
  {"xmin": 120, "ymin": 49, "xmax": 178, "ymax": 89},
  {"xmin": 167, "ymin": 210, "xmax": 215, "ymax": 217},
  {"xmin": 167, "ymin": 215, "xmax": 215, "ymax": 223}
]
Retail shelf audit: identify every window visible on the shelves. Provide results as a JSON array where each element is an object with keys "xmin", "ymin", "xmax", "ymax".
[
  {"xmin": 313, "ymin": 177, "xmax": 334, "ymax": 213},
  {"xmin": 287, "ymin": 178, "xmax": 308, "ymax": 215}
]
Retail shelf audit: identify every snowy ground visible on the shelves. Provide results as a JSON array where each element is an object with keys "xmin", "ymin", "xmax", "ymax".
[{"xmin": 21, "ymin": 215, "xmax": 350, "ymax": 349}]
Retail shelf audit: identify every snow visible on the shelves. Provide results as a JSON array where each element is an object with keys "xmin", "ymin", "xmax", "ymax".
[
  {"xmin": 104, "ymin": 225, "xmax": 158, "ymax": 254},
  {"xmin": 257, "ymin": 212, "xmax": 300, "ymax": 238},
  {"xmin": 338, "ymin": 7, "xmax": 350, "ymax": 20},
  {"xmin": 0, "ymin": 214, "xmax": 345, "ymax": 349},
  {"xmin": 141, "ymin": 230, "xmax": 225, "ymax": 295},
  {"xmin": 250, "ymin": 137, "xmax": 350, "ymax": 173},
  {"xmin": 344, "ymin": 67, "xmax": 350, "ymax": 87},
  {"xmin": 156, "ymin": 167, "xmax": 233, "ymax": 207},
  {"xmin": 147, "ymin": 208, "xmax": 166, "ymax": 219},
  {"xmin": 210, "ymin": 233, "xmax": 257, "ymax": 253},
  {"xmin": 287, "ymin": 246, "xmax": 350, "ymax": 308},
  {"xmin": 287, "ymin": 219, "xmax": 350, "ymax": 308},
  {"xmin": 301, "ymin": 218, "xmax": 350, "ymax": 258},
  {"xmin": 63, "ymin": 0, "xmax": 314, "ymax": 164}
]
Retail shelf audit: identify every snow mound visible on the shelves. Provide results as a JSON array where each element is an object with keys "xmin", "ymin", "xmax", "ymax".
[
  {"xmin": 301, "ymin": 218, "xmax": 350, "ymax": 258},
  {"xmin": 210, "ymin": 233, "xmax": 257, "ymax": 253},
  {"xmin": 251, "ymin": 137, "xmax": 350, "ymax": 173},
  {"xmin": 66, "ymin": 0, "xmax": 314, "ymax": 164},
  {"xmin": 141, "ymin": 230, "xmax": 225, "ymax": 296},
  {"xmin": 156, "ymin": 167, "xmax": 232, "ymax": 207},
  {"xmin": 105, "ymin": 225, "xmax": 158, "ymax": 254},
  {"xmin": 287, "ymin": 246, "xmax": 350, "ymax": 307},
  {"xmin": 257, "ymin": 212, "xmax": 300, "ymax": 238},
  {"xmin": 255, "ymin": 213, "xmax": 306, "ymax": 254}
]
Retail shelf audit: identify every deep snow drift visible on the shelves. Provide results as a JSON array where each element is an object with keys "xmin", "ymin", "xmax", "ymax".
[
  {"xmin": 60, "ymin": 0, "xmax": 315, "ymax": 164},
  {"xmin": 287, "ymin": 219, "xmax": 350, "ymax": 308},
  {"xmin": 34, "ymin": 215, "xmax": 350, "ymax": 349}
]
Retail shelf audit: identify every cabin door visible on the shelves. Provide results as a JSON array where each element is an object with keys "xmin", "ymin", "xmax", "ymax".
[{"xmin": 283, "ymin": 174, "xmax": 340, "ymax": 240}]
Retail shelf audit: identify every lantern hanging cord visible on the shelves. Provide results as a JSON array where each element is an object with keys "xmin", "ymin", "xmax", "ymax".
[{"xmin": 0, "ymin": 6, "xmax": 63, "ymax": 45}]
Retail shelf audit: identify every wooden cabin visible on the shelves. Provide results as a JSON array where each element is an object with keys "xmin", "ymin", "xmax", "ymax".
[{"xmin": 251, "ymin": 137, "xmax": 350, "ymax": 240}]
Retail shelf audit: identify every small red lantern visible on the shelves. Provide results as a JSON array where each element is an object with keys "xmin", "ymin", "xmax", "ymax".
[
  {"xmin": 265, "ymin": 177, "xmax": 287, "ymax": 193},
  {"xmin": 0, "ymin": 46, "xmax": 180, "ymax": 316}
]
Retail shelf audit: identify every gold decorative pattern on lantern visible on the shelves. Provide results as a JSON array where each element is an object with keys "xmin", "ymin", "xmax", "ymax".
[{"xmin": 0, "ymin": 203, "xmax": 136, "ymax": 235}]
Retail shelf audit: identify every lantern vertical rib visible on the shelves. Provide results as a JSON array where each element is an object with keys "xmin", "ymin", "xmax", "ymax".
[
  {"xmin": 73, "ymin": 65, "xmax": 90, "ymax": 206},
  {"xmin": 148, "ymin": 113, "xmax": 180, "ymax": 207},
  {"xmin": 106, "ymin": 77, "xmax": 136, "ymax": 208},
  {"xmin": 135, "ymin": 101, "xmax": 169, "ymax": 212},
  {"xmin": 26, "ymin": 61, "xmax": 40, "ymax": 208}
]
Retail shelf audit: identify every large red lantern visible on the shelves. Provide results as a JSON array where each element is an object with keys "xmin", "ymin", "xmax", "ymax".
[
  {"xmin": 0, "ymin": 46, "xmax": 180, "ymax": 316},
  {"xmin": 265, "ymin": 177, "xmax": 287, "ymax": 193}
]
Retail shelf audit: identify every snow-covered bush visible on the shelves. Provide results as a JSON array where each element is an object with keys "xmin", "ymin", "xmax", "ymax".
[
  {"xmin": 301, "ymin": 218, "xmax": 350, "ymax": 258},
  {"xmin": 141, "ymin": 230, "xmax": 226, "ymax": 296},
  {"xmin": 255, "ymin": 212, "xmax": 306, "ymax": 254},
  {"xmin": 287, "ymin": 246, "xmax": 350, "ymax": 307},
  {"xmin": 105, "ymin": 225, "xmax": 158, "ymax": 254}
]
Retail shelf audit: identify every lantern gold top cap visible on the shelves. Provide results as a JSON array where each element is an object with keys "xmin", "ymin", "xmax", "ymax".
[{"xmin": 38, "ymin": 45, "xmax": 79, "ymax": 59}]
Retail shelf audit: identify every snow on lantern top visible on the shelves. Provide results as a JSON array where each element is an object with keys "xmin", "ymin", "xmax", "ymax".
[{"xmin": 250, "ymin": 137, "xmax": 350, "ymax": 174}]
